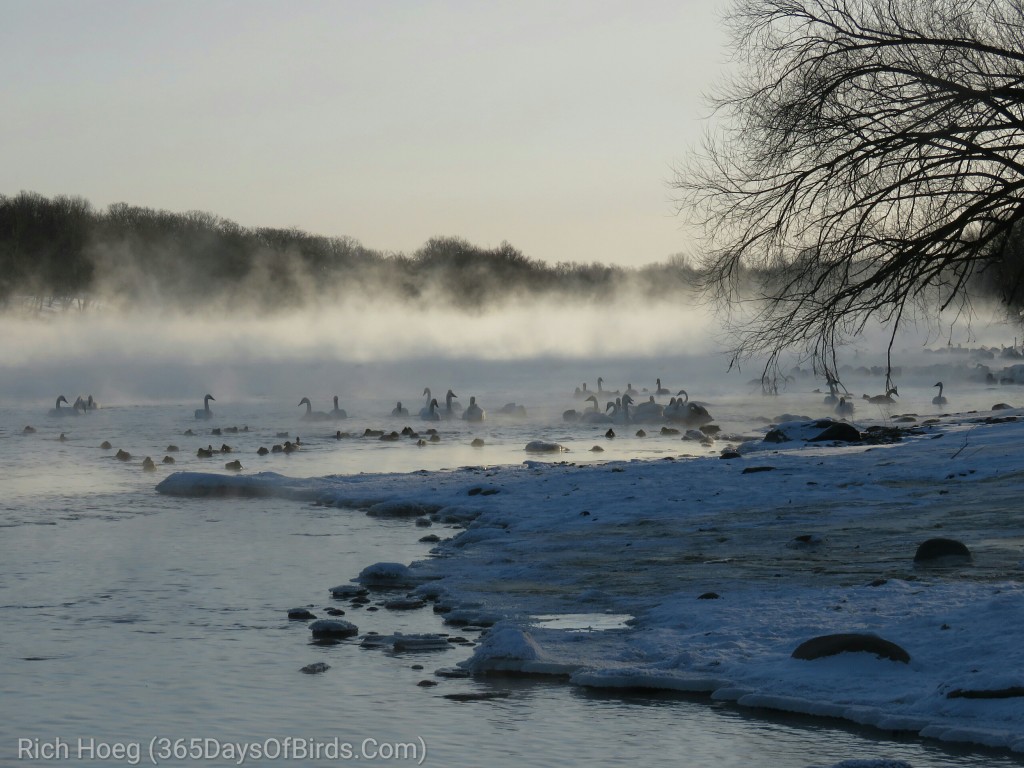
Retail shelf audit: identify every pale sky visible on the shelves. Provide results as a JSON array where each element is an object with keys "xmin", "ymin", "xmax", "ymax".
[{"xmin": 1, "ymin": 1, "xmax": 728, "ymax": 267}]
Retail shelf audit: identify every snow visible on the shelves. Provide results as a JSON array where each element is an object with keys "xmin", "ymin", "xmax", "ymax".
[{"xmin": 155, "ymin": 408, "xmax": 1024, "ymax": 752}]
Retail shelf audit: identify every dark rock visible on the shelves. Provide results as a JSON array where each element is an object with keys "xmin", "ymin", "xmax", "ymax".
[
  {"xmin": 764, "ymin": 428, "xmax": 790, "ymax": 443},
  {"xmin": 697, "ymin": 592, "xmax": 720, "ymax": 600},
  {"xmin": 419, "ymin": 534, "xmax": 442, "ymax": 543},
  {"xmin": 471, "ymin": 438, "xmax": 485, "ymax": 448},
  {"xmin": 741, "ymin": 466, "xmax": 775, "ymax": 474},
  {"xmin": 309, "ymin": 619, "xmax": 358, "ymax": 639},
  {"xmin": 590, "ymin": 445, "xmax": 604, "ymax": 452},
  {"xmin": 444, "ymin": 691, "xmax": 511, "ymax": 702},
  {"xmin": 288, "ymin": 608, "xmax": 317, "ymax": 621},
  {"xmin": 329, "ymin": 584, "xmax": 369, "ymax": 599},
  {"xmin": 417, "ymin": 680, "xmax": 438, "ymax": 687},
  {"xmin": 299, "ymin": 662, "xmax": 331, "ymax": 675},
  {"xmin": 947, "ymin": 686, "xmax": 1024, "ymax": 699},
  {"xmin": 384, "ymin": 598, "xmax": 427, "ymax": 611},
  {"xmin": 792, "ymin": 633, "xmax": 910, "ymax": 663},
  {"xmin": 992, "ymin": 403, "xmax": 1014, "ymax": 410},
  {"xmin": 809, "ymin": 422, "xmax": 862, "ymax": 442},
  {"xmin": 367, "ymin": 501, "xmax": 431, "ymax": 518},
  {"xmin": 325, "ymin": 608, "xmax": 345, "ymax": 616},
  {"xmin": 914, "ymin": 537, "xmax": 971, "ymax": 564}
]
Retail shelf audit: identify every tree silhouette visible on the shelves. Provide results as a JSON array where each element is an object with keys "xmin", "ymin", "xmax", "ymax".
[{"xmin": 675, "ymin": 0, "xmax": 1024, "ymax": 384}]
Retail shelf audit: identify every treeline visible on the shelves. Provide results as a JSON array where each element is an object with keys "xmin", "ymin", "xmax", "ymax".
[{"xmin": 0, "ymin": 191, "xmax": 699, "ymax": 312}]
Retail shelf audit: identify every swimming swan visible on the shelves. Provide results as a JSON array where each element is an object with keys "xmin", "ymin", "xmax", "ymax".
[
  {"xmin": 655, "ymin": 378, "xmax": 670, "ymax": 396},
  {"xmin": 835, "ymin": 397, "xmax": 855, "ymax": 418},
  {"xmin": 299, "ymin": 397, "xmax": 332, "ymax": 421},
  {"xmin": 331, "ymin": 395, "xmax": 348, "ymax": 420},
  {"xmin": 421, "ymin": 398, "xmax": 441, "ymax": 421},
  {"xmin": 463, "ymin": 396, "xmax": 486, "ymax": 422},
  {"xmin": 194, "ymin": 394, "xmax": 215, "ymax": 420},
  {"xmin": 932, "ymin": 382, "xmax": 948, "ymax": 406},
  {"xmin": 49, "ymin": 395, "xmax": 78, "ymax": 417},
  {"xmin": 443, "ymin": 389, "xmax": 461, "ymax": 418},
  {"xmin": 392, "ymin": 401, "xmax": 410, "ymax": 417}
]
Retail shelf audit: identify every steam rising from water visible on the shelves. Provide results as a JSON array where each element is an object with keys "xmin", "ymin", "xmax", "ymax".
[{"xmin": 1, "ymin": 297, "xmax": 1018, "ymax": 407}]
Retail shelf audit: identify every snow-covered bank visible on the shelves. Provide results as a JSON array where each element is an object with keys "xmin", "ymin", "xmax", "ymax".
[{"xmin": 156, "ymin": 408, "xmax": 1024, "ymax": 753}]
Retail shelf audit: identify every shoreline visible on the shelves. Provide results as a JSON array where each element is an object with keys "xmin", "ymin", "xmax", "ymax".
[{"xmin": 156, "ymin": 407, "xmax": 1024, "ymax": 755}]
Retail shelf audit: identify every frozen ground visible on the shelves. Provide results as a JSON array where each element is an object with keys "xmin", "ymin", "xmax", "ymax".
[{"xmin": 157, "ymin": 405, "xmax": 1024, "ymax": 754}]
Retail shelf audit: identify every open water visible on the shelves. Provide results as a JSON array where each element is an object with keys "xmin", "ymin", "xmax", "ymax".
[{"xmin": 3, "ymin": 354, "xmax": 1022, "ymax": 767}]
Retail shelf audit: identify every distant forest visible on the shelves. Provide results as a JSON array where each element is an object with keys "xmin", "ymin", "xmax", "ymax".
[{"xmin": 0, "ymin": 191, "xmax": 701, "ymax": 312}]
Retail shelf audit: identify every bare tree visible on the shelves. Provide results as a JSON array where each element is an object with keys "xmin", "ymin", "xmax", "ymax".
[{"xmin": 675, "ymin": 0, "xmax": 1024, "ymax": 386}]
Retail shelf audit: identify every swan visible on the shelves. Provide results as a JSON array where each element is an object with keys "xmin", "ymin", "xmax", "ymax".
[
  {"xmin": 655, "ymin": 378, "xmax": 670, "ymax": 396},
  {"xmin": 580, "ymin": 395, "xmax": 613, "ymax": 424},
  {"xmin": 607, "ymin": 394, "xmax": 632, "ymax": 424},
  {"xmin": 418, "ymin": 388, "xmax": 434, "ymax": 419},
  {"xmin": 442, "ymin": 389, "xmax": 461, "ymax": 419},
  {"xmin": 574, "ymin": 383, "xmax": 589, "ymax": 399},
  {"xmin": 664, "ymin": 389, "xmax": 713, "ymax": 427},
  {"xmin": 625, "ymin": 382, "xmax": 639, "ymax": 396},
  {"xmin": 420, "ymin": 398, "xmax": 441, "ymax": 421},
  {"xmin": 632, "ymin": 394, "xmax": 664, "ymax": 423},
  {"xmin": 49, "ymin": 395, "xmax": 78, "ymax": 417},
  {"xmin": 392, "ymin": 401, "xmax": 410, "ymax": 417},
  {"xmin": 864, "ymin": 387, "xmax": 899, "ymax": 404},
  {"xmin": 835, "ymin": 397, "xmax": 855, "ymax": 418},
  {"xmin": 194, "ymin": 394, "xmax": 215, "ymax": 420},
  {"xmin": 298, "ymin": 397, "xmax": 332, "ymax": 421},
  {"xmin": 596, "ymin": 377, "xmax": 619, "ymax": 397},
  {"xmin": 932, "ymin": 382, "xmax": 948, "ymax": 406},
  {"xmin": 331, "ymin": 395, "xmax": 348, "ymax": 420},
  {"xmin": 463, "ymin": 396, "xmax": 486, "ymax": 422}
]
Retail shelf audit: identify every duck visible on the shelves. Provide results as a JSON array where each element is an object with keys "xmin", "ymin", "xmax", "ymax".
[
  {"xmin": 655, "ymin": 378, "xmax": 670, "ymax": 396},
  {"xmin": 331, "ymin": 395, "xmax": 348, "ymax": 420},
  {"xmin": 463, "ymin": 396, "xmax": 486, "ymax": 422},
  {"xmin": 194, "ymin": 394, "xmax": 215, "ymax": 420},
  {"xmin": 421, "ymin": 398, "xmax": 441, "ymax": 421},
  {"xmin": 298, "ymin": 397, "xmax": 332, "ymax": 421},
  {"xmin": 392, "ymin": 401, "xmax": 410, "ymax": 417},
  {"xmin": 834, "ymin": 397, "xmax": 855, "ymax": 418},
  {"xmin": 49, "ymin": 395, "xmax": 78, "ymax": 417},
  {"xmin": 864, "ymin": 387, "xmax": 899, "ymax": 404},
  {"xmin": 932, "ymin": 382, "xmax": 948, "ymax": 406}
]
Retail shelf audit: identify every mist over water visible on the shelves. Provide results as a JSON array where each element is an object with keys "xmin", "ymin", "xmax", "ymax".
[{"xmin": 0, "ymin": 294, "xmax": 1019, "ymax": 412}]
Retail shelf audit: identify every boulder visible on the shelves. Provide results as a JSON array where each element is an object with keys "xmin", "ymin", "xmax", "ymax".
[{"xmin": 792, "ymin": 633, "xmax": 910, "ymax": 663}]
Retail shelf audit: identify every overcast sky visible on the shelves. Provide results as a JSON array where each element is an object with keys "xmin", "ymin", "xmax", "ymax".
[{"xmin": 1, "ymin": 1, "xmax": 728, "ymax": 267}]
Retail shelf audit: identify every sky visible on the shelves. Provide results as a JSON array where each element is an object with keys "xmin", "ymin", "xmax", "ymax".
[{"xmin": 0, "ymin": 0, "xmax": 728, "ymax": 268}]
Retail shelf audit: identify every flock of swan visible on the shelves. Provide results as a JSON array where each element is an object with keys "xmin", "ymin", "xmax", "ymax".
[{"xmin": 43, "ymin": 377, "xmax": 951, "ymax": 431}]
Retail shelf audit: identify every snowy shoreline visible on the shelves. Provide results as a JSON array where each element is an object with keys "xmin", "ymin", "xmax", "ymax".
[{"xmin": 156, "ymin": 408, "xmax": 1024, "ymax": 754}]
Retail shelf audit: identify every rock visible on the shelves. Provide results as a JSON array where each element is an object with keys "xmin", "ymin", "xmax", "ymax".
[
  {"xmin": 367, "ymin": 501, "xmax": 430, "ymax": 518},
  {"xmin": 116, "ymin": 449, "xmax": 131, "ymax": 461},
  {"xmin": 697, "ymin": 592, "xmax": 720, "ymax": 600},
  {"xmin": 325, "ymin": 608, "xmax": 345, "ymax": 616},
  {"xmin": 792, "ymin": 633, "xmax": 910, "ymax": 663},
  {"xmin": 741, "ymin": 466, "xmax": 775, "ymax": 474},
  {"xmin": 764, "ymin": 428, "xmax": 790, "ymax": 443},
  {"xmin": 914, "ymin": 537, "xmax": 971, "ymax": 564},
  {"xmin": 992, "ymin": 403, "xmax": 1014, "ymax": 410},
  {"xmin": 165, "ymin": 445, "xmax": 179, "ymax": 452},
  {"xmin": 417, "ymin": 679, "xmax": 438, "ymax": 687},
  {"xmin": 660, "ymin": 427, "xmax": 680, "ymax": 436},
  {"xmin": 946, "ymin": 686, "xmax": 1024, "ymax": 699},
  {"xmin": 356, "ymin": 561, "xmax": 419, "ymax": 588},
  {"xmin": 720, "ymin": 451, "xmax": 741, "ymax": 459},
  {"xmin": 419, "ymin": 534, "xmax": 441, "ymax": 543},
  {"xmin": 635, "ymin": 429, "xmax": 646, "ymax": 437},
  {"xmin": 329, "ymin": 584, "xmax": 369, "ymax": 599},
  {"xmin": 384, "ymin": 598, "xmax": 427, "ymax": 611},
  {"xmin": 99, "ymin": 440, "xmax": 111, "ymax": 448},
  {"xmin": 525, "ymin": 441, "xmax": 567, "ymax": 453},
  {"xmin": 288, "ymin": 608, "xmax": 317, "ymax": 620},
  {"xmin": 788, "ymin": 533, "xmax": 825, "ymax": 548},
  {"xmin": 299, "ymin": 662, "xmax": 331, "ymax": 675},
  {"xmin": 224, "ymin": 459, "xmax": 242, "ymax": 471},
  {"xmin": 590, "ymin": 445, "xmax": 604, "ymax": 452},
  {"xmin": 471, "ymin": 438, "xmax": 485, "ymax": 448},
  {"xmin": 444, "ymin": 691, "xmax": 511, "ymax": 702},
  {"xmin": 809, "ymin": 422, "xmax": 862, "ymax": 442},
  {"xmin": 309, "ymin": 619, "xmax": 359, "ymax": 639}
]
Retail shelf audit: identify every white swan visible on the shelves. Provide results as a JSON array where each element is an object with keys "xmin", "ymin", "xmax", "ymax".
[
  {"xmin": 331, "ymin": 395, "xmax": 348, "ymax": 420},
  {"xmin": 463, "ymin": 396, "xmax": 486, "ymax": 422},
  {"xmin": 49, "ymin": 395, "xmax": 78, "ymax": 417},
  {"xmin": 442, "ymin": 389, "xmax": 461, "ymax": 419},
  {"xmin": 834, "ymin": 397, "xmax": 855, "ymax": 418},
  {"xmin": 823, "ymin": 381, "xmax": 839, "ymax": 405},
  {"xmin": 298, "ymin": 397, "xmax": 331, "ymax": 421},
  {"xmin": 580, "ymin": 395, "xmax": 613, "ymax": 424},
  {"xmin": 194, "ymin": 394, "xmax": 215, "ymax": 420},
  {"xmin": 632, "ymin": 394, "xmax": 664, "ymax": 423},
  {"xmin": 664, "ymin": 389, "xmax": 713, "ymax": 427},
  {"xmin": 392, "ymin": 401, "xmax": 410, "ymax": 417},
  {"xmin": 932, "ymin": 382, "xmax": 948, "ymax": 406},
  {"xmin": 418, "ymin": 388, "xmax": 434, "ymax": 419},
  {"xmin": 607, "ymin": 394, "xmax": 632, "ymax": 424},
  {"xmin": 420, "ymin": 398, "xmax": 441, "ymax": 421},
  {"xmin": 655, "ymin": 378, "xmax": 670, "ymax": 396},
  {"xmin": 596, "ymin": 377, "xmax": 619, "ymax": 397}
]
